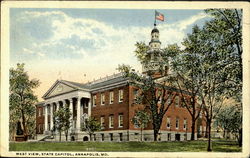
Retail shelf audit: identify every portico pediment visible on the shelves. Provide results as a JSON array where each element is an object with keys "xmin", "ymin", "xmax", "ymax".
[{"xmin": 43, "ymin": 80, "xmax": 77, "ymax": 99}]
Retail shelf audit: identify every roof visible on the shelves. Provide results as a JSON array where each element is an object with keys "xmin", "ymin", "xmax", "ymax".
[
  {"xmin": 60, "ymin": 80, "xmax": 90, "ymax": 89},
  {"xmin": 151, "ymin": 28, "xmax": 159, "ymax": 33},
  {"xmin": 59, "ymin": 73, "xmax": 129, "ymax": 91},
  {"xmin": 88, "ymin": 75, "xmax": 129, "ymax": 90}
]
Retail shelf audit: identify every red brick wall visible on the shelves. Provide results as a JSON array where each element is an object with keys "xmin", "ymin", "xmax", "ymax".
[
  {"xmin": 36, "ymin": 105, "xmax": 44, "ymax": 134},
  {"xmin": 91, "ymin": 85, "xmax": 130, "ymax": 131},
  {"xmin": 128, "ymin": 86, "xmax": 207, "ymax": 133}
]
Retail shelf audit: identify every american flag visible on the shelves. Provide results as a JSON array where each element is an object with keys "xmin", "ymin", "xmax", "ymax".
[{"xmin": 155, "ymin": 11, "xmax": 164, "ymax": 21}]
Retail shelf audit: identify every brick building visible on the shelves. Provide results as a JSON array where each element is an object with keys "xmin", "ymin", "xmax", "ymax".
[
  {"xmin": 36, "ymin": 26, "xmax": 206, "ymax": 141},
  {"xmin": 36, "ymin": 101, "xmax": 45, "ymax": 134}
]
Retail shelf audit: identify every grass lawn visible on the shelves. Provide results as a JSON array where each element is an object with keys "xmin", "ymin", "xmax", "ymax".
[{"xmin": 9, "ymin": 139, "xmax": 241, "ymax": 152}]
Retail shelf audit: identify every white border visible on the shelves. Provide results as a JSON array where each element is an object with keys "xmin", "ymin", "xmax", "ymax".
[{"xmin": 1, "ymin": 1, "xmax": 250, "ymax": 158}]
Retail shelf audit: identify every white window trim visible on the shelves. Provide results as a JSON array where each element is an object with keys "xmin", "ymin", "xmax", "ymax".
[
  {"xmin": 101, "ymin": 117, "xmax": 105, "ymax": 129},
  {"xmin": 93, "ymin": 95, "xmax": 97, "ymax": 107},
  {"xmin": 109, "ymin": 91, "xmax": 114, "ymax": 104},
  {"xmin": 101, "ymin": 93, "xmax": 105, "ymax": 105},
  {"xmin": 167, "ymin": 117, "xmax": 171, "ymax": 129},
  {"xmin": 119, "ymin": 89, "xmax": 124, "ymax": 103},
  {"xmin": 183, "ymin": 119, "xmax": 187, "ymax": 130},
  {"xmin": 176, "ymin": 118, "xmax": 179, "ymax": 129},
  {"xmin": 118, "ymin": 114, "xmax": 123, "ymax": 128},
  {"xmin": 109, "ymin": 115, "xmax": 114, "ymax": 128}
]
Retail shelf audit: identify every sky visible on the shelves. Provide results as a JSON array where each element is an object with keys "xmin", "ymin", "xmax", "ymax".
[{"xmin": 10, "ymin": 8, "xmax": 211, "ymax": 101}]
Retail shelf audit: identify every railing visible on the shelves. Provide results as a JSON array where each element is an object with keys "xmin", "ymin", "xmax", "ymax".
[{"xmin": 89, "ymin": 72, "xmax": 123, "ymax": 85}]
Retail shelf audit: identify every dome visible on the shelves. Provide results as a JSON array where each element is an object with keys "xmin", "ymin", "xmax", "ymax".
[{"xmin": 151, "ymin": 28, "xmax": 159, "ymax": 34}]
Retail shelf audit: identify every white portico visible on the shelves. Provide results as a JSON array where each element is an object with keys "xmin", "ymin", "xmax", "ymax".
[{"xmin": 42, "ymin": 80, "xmax": 91, "ymax": 137}]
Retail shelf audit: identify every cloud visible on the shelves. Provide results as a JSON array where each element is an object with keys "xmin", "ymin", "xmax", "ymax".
[
  {"xmin": 14, "ymin": 10, "xmax": 209, "ymax": 61},
  {"xmin": 22, "ymin": 48, "xmax": 34, "ymax": 54},
  {"xmin": 11, "ymin": 9, "xmax": 210, "ymax": 100},
  {"xmin": 176, "ymin": 12, "xmax": 208, "ymax": 30}
]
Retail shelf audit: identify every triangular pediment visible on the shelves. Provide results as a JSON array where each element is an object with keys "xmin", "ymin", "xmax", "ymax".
[{"xmin": 43, "ymin": 80, "xmax": 76, "ymax": 99}]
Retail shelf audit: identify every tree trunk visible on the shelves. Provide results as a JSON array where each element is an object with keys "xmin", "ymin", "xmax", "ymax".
[
  {"xmin": 21, "ymin": 109, "xmax": 27, "ymax": 137},
  {"xmin": 191, "ymin": 117, "xmax": 196, "ymax": 140},
  {"xmin": 59, "ymin": 132, "xmax": 61, "ymax": 141},
  {"xmin": 65, "ymin": 130, "xmax": 68, "ymax": 141},
  {"xmin": 153, "ymin": 129, "xmax": 158, "ymax": 141},
  {"xmin": 207, "ymin": 120, "xmax": 212, "ymax": 152}
]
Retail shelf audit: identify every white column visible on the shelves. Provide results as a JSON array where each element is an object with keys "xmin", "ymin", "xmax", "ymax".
[
  {"xmin": 69, "ymin": 99, "xmax": 73, "ymax": 131},
  {"xmin": 51, "ymin": 104, "xmax": 54, "ymax": 131},
  {"xmin": 76, "ymin": 97, "xmax": 81, "ymax": 132},
  {"xmin": 62, "ymin": 100, "xmax": 66, "ymax": 108},
  {"xmin": 56, "ymin": 102, "xmax": 60, "ymax": 111},
  {"xmin": 44, "ymin": 104, "xmax": 48, "ymax": 133},
  {"xmin": 88, "ymin": 98, "xmax": 91, "ymax": 117}
]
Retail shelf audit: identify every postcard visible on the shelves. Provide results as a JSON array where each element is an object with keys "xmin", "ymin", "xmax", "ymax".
[{"xmin": 1, "ymin": 1, "xmax": 249, "ymax": 158}]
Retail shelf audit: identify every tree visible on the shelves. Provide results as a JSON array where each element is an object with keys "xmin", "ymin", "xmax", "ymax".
[
  {"xmin": 54, "ymin": 106, "xmax": 72, "ymax": 141},
  {"xmin": 118, "ymin": 42, "xmax": 177, "ymax": 141},
  {"xmin": 131, "ymin": 110, "xmax": 151, "ymax": 141},
  {"xmin": 214, "ymin": 103, "xmax": 242, "ymax": 146},
  {"xmin": 9, "ymin": 63, "xmax": 40, "ymax": 140},
  {"xmin": 204, "ymin": 9, "xmax": 242, "ymax": 102},
  {"xmin": 165, "ymin": 43, "xmax": 203, "ymax": 140},
  {"xmin": 82, "ymin": 117, "xmax": 101, "ymax": 141},
  {"xmin": 179, "ymin": 9, "xmax": 242, "ymax": 151}
]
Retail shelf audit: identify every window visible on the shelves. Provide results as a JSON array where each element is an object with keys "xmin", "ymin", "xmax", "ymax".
[
  {"xmin": 175, "ymin": 95, "xmax": 179, "ymax": 107},
  {"xmin": 93, "ymin": 134, "xmax": 96, "ymax": 141},
  {"xmin": 101, "ymin": 133, "xmax": 104, "ymax": 141},
  {"xmin": 100, "ymin": 116, "xmax": 105, "ymax": 129},
  {"xmin": 133, "ymin": 89, "xmax": 138, "ymax": 100},
  {"xmin": 109, "ymin": 133, "xmax": 113, "ymax": 141},
  {"xmin": 38, "ymin": 108, "xmax": 41, "ymax": 117},
  {"xmin": 168, "ymin": 133, "xmax": 171, "ymax": 141},
  {"xmin": 109, "ymin": 91, "xmax": 114, "ymax": 104},
  {"xmin": 119, "ymin": 89, "xmax": 124, "ymax": 102},
  {"xmin": 118, "ymin": 114, "xmax": 123, "ymax": 128},
  {"xmin": 184, "ymin": 119, "xmax": 187, "ymax": 130},
  {"xmin": 93, "ymin": 95, "xmax": 97, "ymax": 107},
  {"xmin": 119, "ymin": 133, "xmax": 123, "ymax": 141},
  {"xmin": 101, "ymin": 93, "xmax": 105, "ymax": 105},
  {"xmin": 176, "ymin": 117, "xmax": 179, "ymax": 129},
  {"xmin": 167, "ymin": 117, "xmax": 171, "ymax": 129},
  {"xmin": 109, "ymin": 115, "xmax": 114, "ymax": 128}
]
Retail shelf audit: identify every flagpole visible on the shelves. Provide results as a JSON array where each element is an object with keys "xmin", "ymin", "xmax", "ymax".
[{"xmin": 154, "ymin": 10, "xmax": 156, "ymax": 26}]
